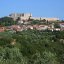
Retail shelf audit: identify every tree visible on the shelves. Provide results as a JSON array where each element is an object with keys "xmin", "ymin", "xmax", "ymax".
[
  {"xmin": 54, "ymin": 23, "xmax": 60, "ymax": 28},
  {"xmin": 0, "ymin": 47, "xmax": 27, "ymax": 64},
  {"xmin": 0, "ymin": 17, "xmax": 17, "ymax": 26},
  {"xmin": 42, "ymin": 19, "xmax": 46, "ymax": 22}
]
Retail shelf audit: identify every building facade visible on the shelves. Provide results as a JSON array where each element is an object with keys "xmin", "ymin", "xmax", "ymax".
[{"xmin": 9, "ymin": 13, "xmax": 59, "ymax": 21}]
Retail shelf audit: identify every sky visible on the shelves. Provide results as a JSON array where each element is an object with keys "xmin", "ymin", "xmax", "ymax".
[{"xmin": 0, "ymin": 0, "xmax": 64, "ymax": 20}]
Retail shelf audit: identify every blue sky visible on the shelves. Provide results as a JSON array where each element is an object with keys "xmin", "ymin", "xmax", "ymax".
[{"xmin": 0, "ymin": 0, "xmax": 64, "ymax": 20}]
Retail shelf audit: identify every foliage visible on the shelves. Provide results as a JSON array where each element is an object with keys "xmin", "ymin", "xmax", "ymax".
[
  {"xmin": 0, "ymin": 30, "xmax": 64, "ymax": 64},
  {"xmin": 0, "ymin": 17, "xmax": 17, "ymax": 26},
  {"xmin": 30, "ymin": 20, "xmax": 41, "ymax": 25},
  {"xmin": 54, "ymin": 23, "xmax": 60, "ymax": 28},
  {"xmin": 0, "ymin": 47, "xmax": 27, "ymax": 64}
]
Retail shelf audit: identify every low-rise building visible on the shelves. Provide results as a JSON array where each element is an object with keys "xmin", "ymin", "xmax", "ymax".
[
  {"xmin": 27, "ymin": 25, "xmax": 33, "ymax": 30},
  {"xmin": 33, "ymin": 25, "xmax": 48, "ymax": 30},
  {"xmin": 10, "ymin": 25, "xmax": 23, "ymax": 31},
  {"xmin": 59, "ymin": 22, "xmax": 64, "ymax": 28}
]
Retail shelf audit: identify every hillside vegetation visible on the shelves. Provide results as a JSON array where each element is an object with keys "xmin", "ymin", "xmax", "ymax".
[{"xmin": 0, "ymin": 30, "xmax": 64, "ymax": 64}]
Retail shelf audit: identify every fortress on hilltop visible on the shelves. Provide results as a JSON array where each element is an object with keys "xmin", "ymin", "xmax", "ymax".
[{"xmin": 9, "ymin": 13, "xmax": 59, "ymax": 21}]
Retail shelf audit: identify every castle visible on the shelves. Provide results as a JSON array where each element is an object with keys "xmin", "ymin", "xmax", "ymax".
[{"xmin": 9, "ymin": 13, "xmax": 59, "ymax": 21}]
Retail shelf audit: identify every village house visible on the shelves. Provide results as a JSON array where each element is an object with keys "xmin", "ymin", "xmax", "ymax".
[
  {"xmin": 37, "ymin": 25, "xmax": 48, "ymax": 30},
  {"xmin": 59, "ymin": 22, "xmax": 64, "ymax": 28},
  {"xmin": 48, "ymin": 28, "xmax": 61, "ymax": 31},
  {"xmin": 33, "ymin": 25, "xmax": 48, "ymax": 30},
  {"xmin": 57, "ymin": 22, "xmax": 64, "ymax": 31},
  {"xmin": 54, "ymin": 28, "xmax": 61, "ymax": 31},
  {"xmin": 10, "ymin": 25, "xmax": 23, "ymax": 31},
  {"xmin": 27, "ymin": 25, "xmax": 33, "ymax": 30}
]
